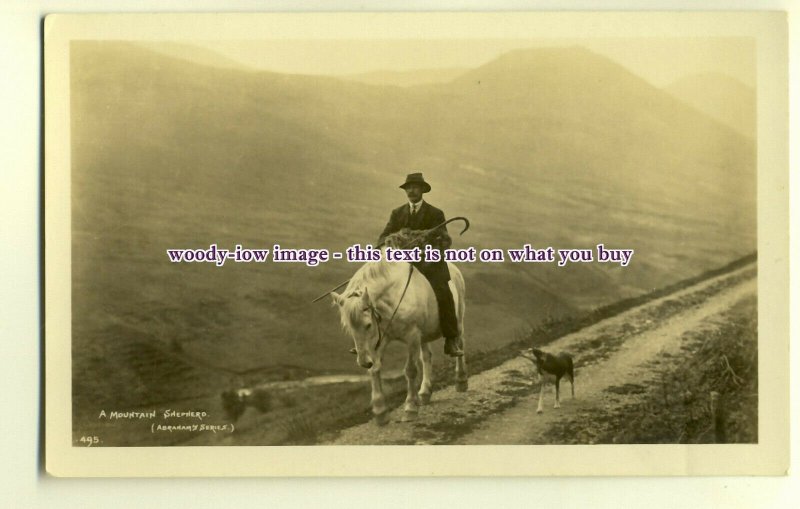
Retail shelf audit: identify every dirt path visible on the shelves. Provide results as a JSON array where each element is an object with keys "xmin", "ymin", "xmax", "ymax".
[{"xmin": 325, "ymin": 264, "xmax": 756, "ymax": 445}]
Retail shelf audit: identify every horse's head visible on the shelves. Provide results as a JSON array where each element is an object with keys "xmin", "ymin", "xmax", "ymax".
[{"xmin": 331, "ymin": 287, "xmax": 380, "ymax": 370}]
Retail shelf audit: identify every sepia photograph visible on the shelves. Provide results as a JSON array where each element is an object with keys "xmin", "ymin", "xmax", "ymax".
[{"xmin": 44, "ymin": 12, "xmax": 789, "ymax": 477}]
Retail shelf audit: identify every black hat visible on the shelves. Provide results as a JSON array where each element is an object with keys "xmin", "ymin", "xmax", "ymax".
[{"xmin": 399, "ymin": 172, "xmax": 431, "ymax": 193}]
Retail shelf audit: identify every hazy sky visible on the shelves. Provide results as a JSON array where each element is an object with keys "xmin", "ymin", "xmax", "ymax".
[{"xmin": 188, "ymin": 37, "xmax": 755, "ymax": 88}]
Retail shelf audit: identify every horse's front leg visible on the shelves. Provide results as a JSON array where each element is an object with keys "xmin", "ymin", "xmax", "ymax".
[
  {"xmin": 418, "ymin": 341, "xmax": 434, "ymax": 405},
  {"xmin": 403, "ymin": 338, "xmax": 422, "ymax": 421},
  {"xmin": 369, "ymin": 358, "xmax": 389, "ymax": 426}
]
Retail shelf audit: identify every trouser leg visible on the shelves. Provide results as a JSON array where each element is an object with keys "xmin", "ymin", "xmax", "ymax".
[
  {"xmin": 415, "ymin": 262, "xmax": 462, "ymax": 357},
  {"xmin": 430, "ymin": 279, "xmax": 459, "ymax": 339}
]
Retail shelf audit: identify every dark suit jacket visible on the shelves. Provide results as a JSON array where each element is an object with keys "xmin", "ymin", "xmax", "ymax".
[{"xmin": 377, "ymin": 201, "xmax": 452, "ymax": 282}]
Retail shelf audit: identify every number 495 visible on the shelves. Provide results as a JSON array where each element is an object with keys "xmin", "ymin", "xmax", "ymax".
[{"xmin": 79, "ymin": 436, "xmax": 100, "ymax": 447}]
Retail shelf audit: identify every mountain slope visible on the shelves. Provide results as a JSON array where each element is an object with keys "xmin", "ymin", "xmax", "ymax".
[
  {"xmin": 68, "ymin": 42, "xmax": 756, "ymax": 413},
  {"xmin": 665, "ymin": 72, "xmax": 756, "ymax": 138}
]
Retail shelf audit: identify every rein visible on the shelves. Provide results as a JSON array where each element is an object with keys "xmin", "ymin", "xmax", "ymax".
[{"xmin": 368, "ymin": 264, "xmax": 415, "ymax": 351}]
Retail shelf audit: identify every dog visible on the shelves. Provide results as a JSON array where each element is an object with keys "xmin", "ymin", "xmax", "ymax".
[{"xmin": 520, "ymin": 347, "xmax": 575, "ymax": 413}]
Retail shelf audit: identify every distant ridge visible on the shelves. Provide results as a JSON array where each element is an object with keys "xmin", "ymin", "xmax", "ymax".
[
  {"xmin": 342, "ymin": 67, "xmax": 469, "ymax": 87},
  {"xmin": 136, "ymin": 42, "xmax": 252, "ymax": 71}
]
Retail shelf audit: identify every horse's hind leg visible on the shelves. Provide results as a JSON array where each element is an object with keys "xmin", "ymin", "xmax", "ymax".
[
  {"xmin": 554, "ymin": 375, "xmax": 562, "ymax": 409},
  {"xmin": 455, "ymin": 337, "xmax": 468, "ymax": 392},
  {"xmin": 418, "ymin": 342, "xmax": 434, "ymax": 405},
  {"xmin": 569, "ymin": 360, "xmax": 575, "ymax": 398},
  {"xmin": 403, "ymin": 340, "xmax": 422, "ymax": 421},
  {"xmin": 453, "ymin": 281, "xmax": 468, "ymax": 392}
]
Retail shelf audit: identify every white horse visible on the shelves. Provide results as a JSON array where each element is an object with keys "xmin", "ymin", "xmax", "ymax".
[{"xmin": 331, "ymin": 250, "xmax": 467, "ymax": 425}]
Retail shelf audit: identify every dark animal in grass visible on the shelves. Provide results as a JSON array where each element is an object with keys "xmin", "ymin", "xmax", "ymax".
[
  {"xmin": 221, "ymin": 389, "xmax": 249, "ymax": 422},
  {"xmin": 520, "ymin": 347, "xmax": 575, "ymax": 414},
  {"xmin": 221, "ymin": 388, "xmax": 273, "ymax": 422}
]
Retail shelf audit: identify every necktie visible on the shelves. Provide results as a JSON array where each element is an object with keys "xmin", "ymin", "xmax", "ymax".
[{"xmin": 410, "ymin": 204, "xmax": 417, "ymax": 217}]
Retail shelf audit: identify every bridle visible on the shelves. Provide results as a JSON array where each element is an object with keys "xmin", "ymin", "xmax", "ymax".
[
  {"xmin": 362, "ymin": 264, "xmax": 415, "ymax": 353},
  {"xmin": 365, "ymin": 303, "xmax": 385, "ymax": 349}
]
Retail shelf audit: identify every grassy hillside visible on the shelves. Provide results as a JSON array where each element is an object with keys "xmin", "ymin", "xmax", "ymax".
[
  {"xmin": 665, "ymin": 72, "xmax": 756, "ymax": 138},
  {"xmin": 69, "ymin": 42, "xmax": 756, "ymax": 415}
]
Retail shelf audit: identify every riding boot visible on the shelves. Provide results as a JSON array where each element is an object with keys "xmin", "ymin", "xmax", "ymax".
[
  {"xmin": 429, "ymin": 279, "xmax": 462, "ymax": 357},
  {"xmin": 413, "ymin": 260, "xmax": 462, "ymax": 357}
]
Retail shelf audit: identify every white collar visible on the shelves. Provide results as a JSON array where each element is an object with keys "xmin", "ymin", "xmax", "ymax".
[{"xmin": 409, "ymin": 199, "xmax": 424, "ymax": 211}]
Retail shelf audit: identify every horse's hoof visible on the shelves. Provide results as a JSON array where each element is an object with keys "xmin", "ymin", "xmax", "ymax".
[
  {"xmin": 419, "ymin": 392, "xmax": 432, "ymax": 405},
  {"xmin": 537, "ymin": 409, "xmax": 543, "ymax": 415},
  {"xmin": 374, "ymin": 411, "xmax": 391, "ymax": 427},
  {"xmin": 402, "ymin": 410, "xmax": 418, "ymax": 422},
  {"xmin": 456, "ymin": 380, "xmax": 469, "ymax": 392}
]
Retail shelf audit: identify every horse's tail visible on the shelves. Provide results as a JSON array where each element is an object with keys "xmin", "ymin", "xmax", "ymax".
[{"xmin": 448, "ymin": 263, "xmax": 466, "ymax": 336}]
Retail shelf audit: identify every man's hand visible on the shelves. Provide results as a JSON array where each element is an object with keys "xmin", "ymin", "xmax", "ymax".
[{"xmin": 428, "ymin": 230, "xmax": 452, "ymax": 250}]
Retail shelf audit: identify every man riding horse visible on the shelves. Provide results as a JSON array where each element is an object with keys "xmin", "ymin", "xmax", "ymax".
[{"xmin": 377, "ymin": 172, "xmax": 463, "ymax": 358}]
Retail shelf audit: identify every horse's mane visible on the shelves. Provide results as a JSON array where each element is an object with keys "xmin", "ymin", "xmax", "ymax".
[
  {"xmin": 337, "ymin": 255, "xmax": 388, "ymax": 335},
  {"xmin": 337, "ymin": 229, "xmax": 421, "ymax": 333},
  {"xmin": 343, "ymin": 229, "xmax": 422, "ymax": 295},
  {"xmin": 339, "ymin": 295, "xmax": 365, "ymax": 337},
  {"xmin": 344, "ymin": 260, "xmax": 390, "ymax": 295}
]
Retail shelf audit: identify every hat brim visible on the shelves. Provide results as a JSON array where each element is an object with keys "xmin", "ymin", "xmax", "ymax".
[{"xmin": 400, "ymin": 182, "xmax": 431, "ymax": 193}]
